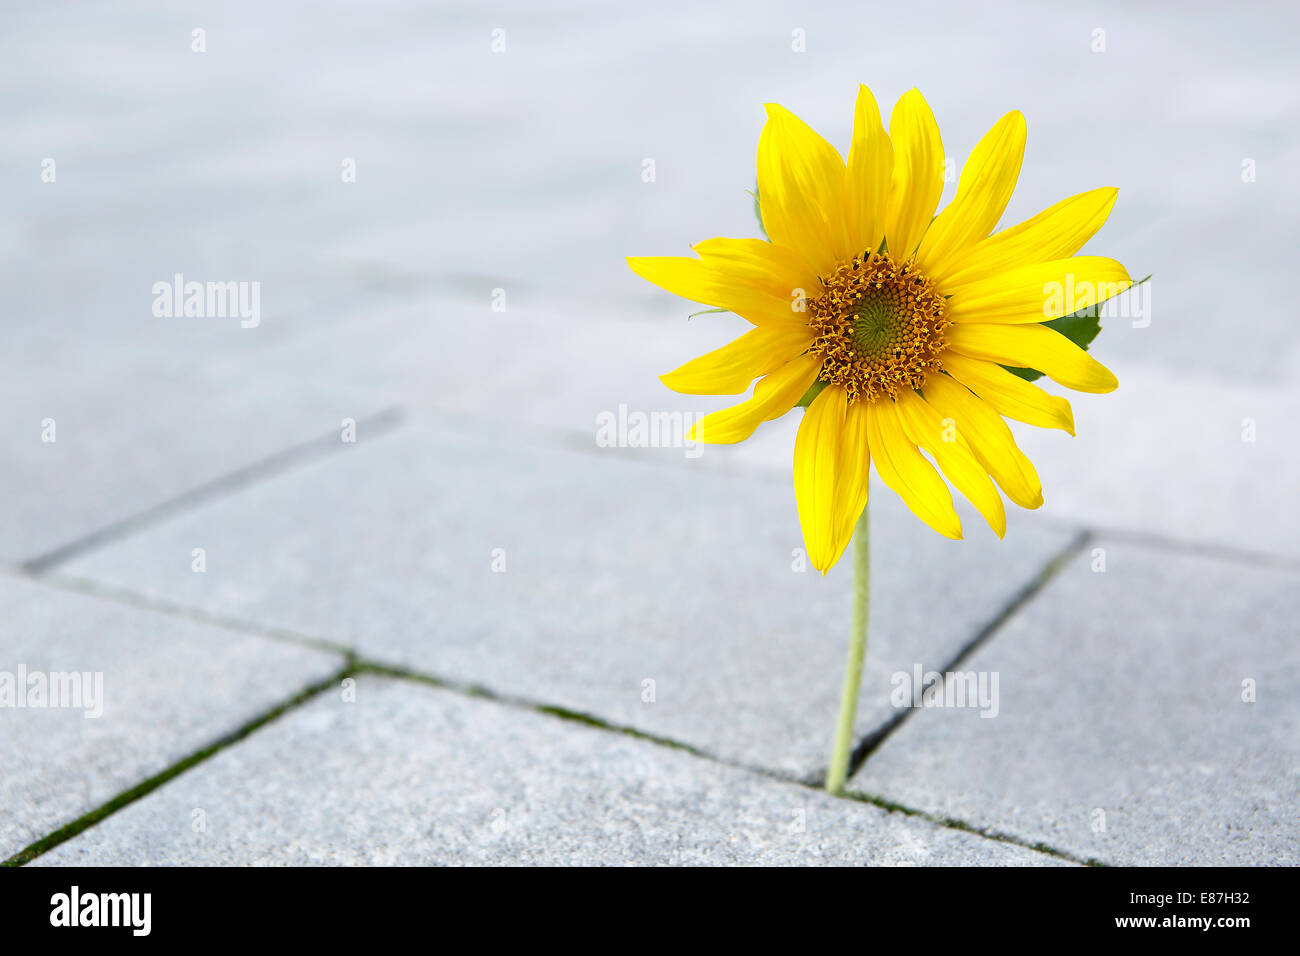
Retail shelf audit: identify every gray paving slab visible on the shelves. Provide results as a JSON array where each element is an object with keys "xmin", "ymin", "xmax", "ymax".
[
  {"xmin": 0, "ymin": 211, "xmax": 396, "ymax": 368},
  {"xmin": 850, "ymin": 540, "xmax": 1300, "ymax": 865},
  {"xmin": 0, "ymin": 574, "xmax": 344, "ymax": 860},
  {"xmin": 0, "ymin": 336, "xmax": 396, "ymax": 566},
  {"xmin": 35, "ymin": 675, "xmax": 1065, "ymax": 866},
  {"xmin": 59, "ymin": 419, "xmax": 1078, "ymax": 780},
  {"xmin": 1012, "ymin": 360, "xmax": 1300, "ymax": 561},
  {"xmin": 231, "ymin": 297, "xmax": 747, "ymax": 440}
]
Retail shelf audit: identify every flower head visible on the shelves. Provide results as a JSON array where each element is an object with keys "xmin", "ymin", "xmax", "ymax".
[{"xmin": 629, "ymin": 86, "xmax": 1129, "ymax": 573}]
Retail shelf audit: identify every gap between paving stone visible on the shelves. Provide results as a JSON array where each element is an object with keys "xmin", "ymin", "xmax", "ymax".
[
  {"xmin": 2, "ymin": 664, "xmax": 353, "ymax": 867},
  {"xmin": 845, "ymin": 529, "xmax": 1093, "ymax": 780},
  {"xmin": 1, "ymin": 577, "xmax": 1094, "ymax": 865},
  {"xmin": 1087, "ymin": 524, "xmax": 1300, "ymax": 574},
  {"xmin": 32, "ymin": 561, "xmax": 1088, "ymax": 795},
  {"xmin": 34, "ymin": 528, "xmax": 1093, "ymax": 795},
  {"xmin": 17, "ymin": 407, "xmax": 408, "ymax": 576},
  {"xmin": 350, "ymin": 663, "xmax": 1094, "ymax": 865},
  {"xmin": 848, "ymin": 538, "xmax": 1300, "ymax": 865},
  {"xmin": 843, "ymin": 791, "xmax": 1103, "ymax": 866},
  {"xmin": 34, "ymin": 570, "xmax": 357, "ymax": 657},
  {"xmin": 352, "ymin": 660, "xmax": 714, "ymax": 761},
  {"xmin": 6, "ymin": 656, "xmax": 1084, "ymax": 867},
  {"xmin": 24, "ymin": 566, "xmax": 793, "ymax": 778}
]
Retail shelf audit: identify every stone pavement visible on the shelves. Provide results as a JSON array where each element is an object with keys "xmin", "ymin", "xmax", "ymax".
[{"xmin": 2, "ymin": 1, "xmax": 1297, "ymax": 865}]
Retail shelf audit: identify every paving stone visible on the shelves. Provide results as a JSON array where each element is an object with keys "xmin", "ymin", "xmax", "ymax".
[
  {"xmin": 0, "ymin": 346, "xmax": 395, "ymax": 566},
  {"xmin": 850, "ymin": 540, "xmax": 1300, "ymax": 865},
  {"xmin": 1, "ymin": 184, "xmax": 401, "ymax": 368},
  {"xmin": 35, "ymin": 675, "xmax": 1064, "ymax": 865},
  {"xmin": 231, "ymin": 296, "xmax": 750, "ymax": 441},
  {"xmin": 1012, "ymin": 360, "xmax": 1300, "ymax": 561},
  {"xmin": 0, "ymin": 574, "xmax": 344, "ymax": 860},
  {"xmin": 59, "ymin": 419, "xmax": 1077, "ymax": 779}
]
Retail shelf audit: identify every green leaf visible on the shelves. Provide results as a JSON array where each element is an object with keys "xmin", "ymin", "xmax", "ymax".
[{"xmin": 687, "ymin": 307, "xmax": 728, "ymax": 318}]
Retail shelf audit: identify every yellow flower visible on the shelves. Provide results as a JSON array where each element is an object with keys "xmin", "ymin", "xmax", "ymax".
[{"xmin": 629, "ymin": 85, "xmax": 1130, "ymax": 573}]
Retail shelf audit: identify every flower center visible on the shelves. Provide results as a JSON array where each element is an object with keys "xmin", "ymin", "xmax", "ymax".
[{"xmin": 806, "ymin": 252, "xmax": 949, "ymax": 403}]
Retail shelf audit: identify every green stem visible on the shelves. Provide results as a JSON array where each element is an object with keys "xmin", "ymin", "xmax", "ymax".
[{"xmin": 826, "ymin": 503, "xmax": 870, "ymax": 795}]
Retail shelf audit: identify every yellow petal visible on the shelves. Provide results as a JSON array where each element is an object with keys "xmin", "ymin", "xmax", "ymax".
[
  {"xmin": 794, "ymin": 386, "xmax": 847, "ymax": 573},
  {"xmin": 756, "ymin": 104, "xmax": 851, "ymax": 271},
  {"xmin": 947, "ymin": 322, "xmax": 1119, "ymax": 393},
  {"xmin": 941, "ymin": 352, "xmax": 1075, "ymax": 434},
  {"xmin": 627, "ymin": 254, "xmax": 803, "ymax": 327},
  {"xmin": 895, "ymin": 389, "xmax": 1006, "ymax": 537},
  {"xmin": 689, "ymin": 352, "xmax": 822, "ymax": 444},
  {"xmin": 933, "ymin": 187, "xmax": 1119, "ymax": 287},
  {"xmin": 661, "ymin": 324, "xmax": 814, "ymax": 395},
  {"xmin": 915, "ymin": 110, "xmax": 1026, "ymax": 277},
  {"xmin": 829, "ymin": 400, "xmax": 872, "ymax": 566},
  {"xmin": 864, "ymin": 398, "xmax": 962, "ymax": 539},
  {"xmin": 845, "ymin": 85, "xmax": 895, "ymax": 258},
  {"xmin": 922, "ymin": 373, "xmax": 1043, "ymax": 509},
  {"xmin": 882, "ymin": 89, "xmax": 945, "ymax": 261},
  {"xmin": 832, "ymin": 400, "xmax": 873, "ymax": 564},
  {"xmin": 692, "ymin": 237, "xmax": 821, "ymax": 302},
  {"xmin": 946, "ymin": 256, "xmax": 1132, "ymax": 324}
]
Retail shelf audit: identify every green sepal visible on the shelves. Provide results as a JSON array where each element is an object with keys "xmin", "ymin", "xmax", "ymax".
[
  {"xmin": 796, "ymin": 380, "xmax": 827, "ymax": 407},
  {"xmin": 749, "ymin": 186, "xmax": 768, "ymax": 239}
]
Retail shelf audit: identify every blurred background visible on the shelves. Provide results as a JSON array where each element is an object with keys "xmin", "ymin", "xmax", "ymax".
[{"xmin": 2, "ymin": 1, "xmax": 1298, "ymax": 866}]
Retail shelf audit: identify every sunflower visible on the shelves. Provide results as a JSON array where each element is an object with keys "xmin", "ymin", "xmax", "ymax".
[{"xmin": 629, "ymin": 85, "xmax": 1129, "ymax": 573}]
